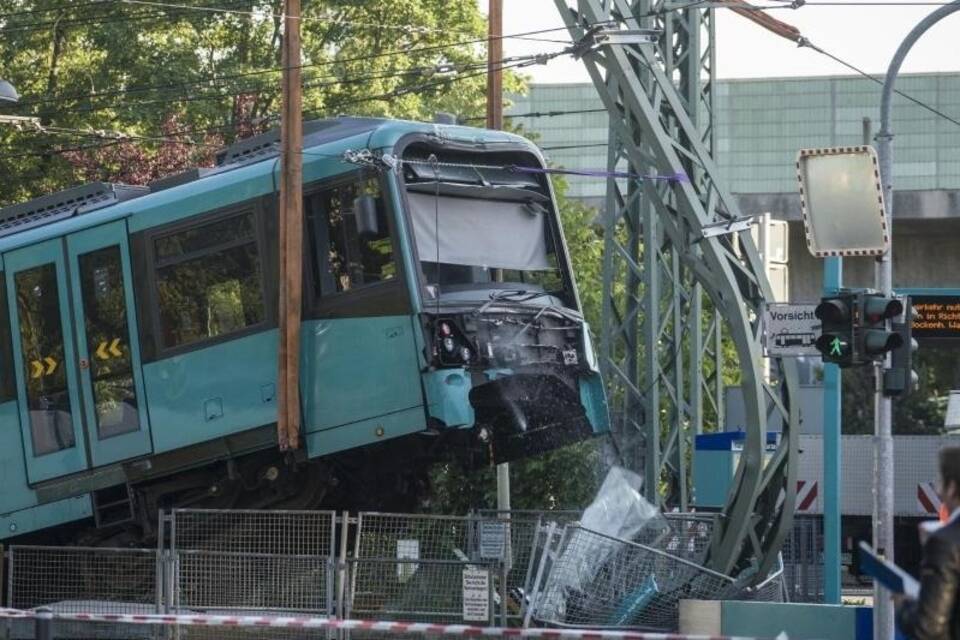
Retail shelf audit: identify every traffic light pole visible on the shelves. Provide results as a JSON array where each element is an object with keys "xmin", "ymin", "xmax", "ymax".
[
  {"xmin": 875, "ymin": 5, "xmax": 960, "ymax": 638},
  {"xmin": 822, "ymin": 258, "xmax": 842, "ymax": 605}
]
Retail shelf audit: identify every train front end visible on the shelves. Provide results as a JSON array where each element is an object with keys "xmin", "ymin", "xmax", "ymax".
[{"xmin": 393, "ymin": 130, "xmax": 609, "ymax": 464}]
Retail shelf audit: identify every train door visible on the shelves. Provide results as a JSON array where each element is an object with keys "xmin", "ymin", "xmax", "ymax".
[
  {"xmin": 6, "ymin": 221, "xmax": 151, "ymax": 484},
  {"xmin": 6, "ymin": 238, "xmax": 88, "ymax": 482},
  {"xmin": 300, "ymin": 173, "xmax": 424, "ymax": 435},
  {"xmin": 66, "ymin": 220, "xmax": 151, "ymax": 467}
]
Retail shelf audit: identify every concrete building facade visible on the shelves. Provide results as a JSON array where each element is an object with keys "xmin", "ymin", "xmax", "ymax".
[{"xmin": 509, "ymin": 74, "xmax": 960, "ymax": 301}]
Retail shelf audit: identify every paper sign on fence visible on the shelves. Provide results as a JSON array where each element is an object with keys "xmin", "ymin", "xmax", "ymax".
[
  {"xmin": 396, "ymin": 539, "xmax": 419, "ymax": 583},
  {"xmin": 462, "ymin": 568, "xmax": 490, "ymax": 622}
]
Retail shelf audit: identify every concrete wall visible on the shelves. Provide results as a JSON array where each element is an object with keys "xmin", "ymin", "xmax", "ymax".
[
  {"xmin": 775, "ymin": 219, "xmax": 960, "ymax": 302},
  {"xmin": 680, "ymin": 600, "xmax": 876, "ymax": 640}
]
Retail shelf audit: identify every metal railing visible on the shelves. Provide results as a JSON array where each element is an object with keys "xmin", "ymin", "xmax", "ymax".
[
  {"xmin": 6, "ymin": 545, "xmax": 160, "ymax": 614},
  {"xmin": 1, "ymin": 508, "xmax": 767, "ymax": 635}
]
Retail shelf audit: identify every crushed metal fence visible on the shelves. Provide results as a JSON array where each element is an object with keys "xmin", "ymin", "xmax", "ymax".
[{"xmin": 527, "ymin": 525, "xmax": 737, "ymax": 631}]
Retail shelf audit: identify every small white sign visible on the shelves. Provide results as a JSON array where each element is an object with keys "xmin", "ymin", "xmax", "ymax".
[
  {"xmin": 396, "ymin": 539, "xmax": 419, "ymax": 583},
  {"xmin": 763, "ymin": 303, "xmax": 821, "ymax": 357},
  {"xmin": 479, "ymin": 521, "xmax": 507, "ymax": 560},
  {"xmin": 462, "ymin": 568, "xmax": 490, "ymax": 622}
]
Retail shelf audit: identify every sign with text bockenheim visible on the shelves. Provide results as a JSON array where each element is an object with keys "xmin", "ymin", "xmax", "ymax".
[
  {"xmin": 912, "ymin": 295, "xmax": 960, "ymax": 341},
  {"xmin": 762, "ymin": 303, "xmax": 821, "ymax": 357}
]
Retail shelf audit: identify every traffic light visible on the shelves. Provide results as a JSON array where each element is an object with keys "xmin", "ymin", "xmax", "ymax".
[
  {"xmin": 858, "ymin": 293, "xmax": 903, "ymax": 362},
  {"xmin": 884, "ymin": 297, "xmax": 919, "ymax": 397},
  {"xmin": 815, "ymin": 293, "xmax": 856, "ymax": 367}
]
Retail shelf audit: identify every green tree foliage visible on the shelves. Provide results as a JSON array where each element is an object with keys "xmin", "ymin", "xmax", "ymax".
[
  {"xmin": 841, "ymin": 349, "xmax": 958, "ymax": 435},
  {"xmin": 0, "ymin": 0, "xmax": 522, "ymax": 203}
]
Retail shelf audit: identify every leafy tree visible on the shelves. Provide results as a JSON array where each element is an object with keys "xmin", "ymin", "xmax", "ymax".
[
  {"xmin": 841, "ymin": 348, "xmax": 957, "ymax": 435},
  {"xmin": 0, "ymin": 0, "xmax": 521, "ymax": 201}
]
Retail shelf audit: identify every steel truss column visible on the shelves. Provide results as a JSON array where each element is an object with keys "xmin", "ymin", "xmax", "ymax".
[{"xmin": 557, "ymin": 0, "xmax": 799, "ymax": 579}]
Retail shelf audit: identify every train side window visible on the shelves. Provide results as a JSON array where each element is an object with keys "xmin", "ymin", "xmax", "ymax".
[
  {"xmin": 0, "ymin": 275, "xmax": 16, "ymax": 403},
  {"xmin": 306, "ymin": 176, "xmax": 395, "ymax": 296},
  {"xmin": 153, "ymin": 211, "xmax": 265, "ymax": 350}
]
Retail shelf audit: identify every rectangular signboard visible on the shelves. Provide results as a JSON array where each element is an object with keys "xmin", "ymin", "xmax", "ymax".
[
  {"xmin": 479, "ymin": 521, "xmax": 506, "ymax": 561},
  {"xmin": 911, "ymin": 295, "xmax": 960, "ymax": 341},
  {"xmin": 462, "ymin": 568, "xmax": 490, "ymax": 622},
  {"xmin": 762, "ymin": 302, "xmax": 821, "ymax": 356}
]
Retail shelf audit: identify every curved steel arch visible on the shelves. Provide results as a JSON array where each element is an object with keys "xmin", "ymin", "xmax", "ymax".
[{"xmin": 555, "ymin": 0, "xmax": 800, "ymax": 578}]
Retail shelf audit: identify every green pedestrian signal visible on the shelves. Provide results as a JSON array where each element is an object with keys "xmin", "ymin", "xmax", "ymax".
[
  {"xmin": 815, "ymin": 293, "xmax": 856, "ymax": 367},
  {"xmin": 830, "ymin": 337, "xmax": 844, "ymax": 357}
]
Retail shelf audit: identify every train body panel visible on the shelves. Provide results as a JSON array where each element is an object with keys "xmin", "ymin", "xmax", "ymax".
[
  {"xmin": 0, "ymin": 117, "xmax": 609, "ymax": 541},
  {"xmin": 142, "ymin": 330, "xmax": 279, "ymax": 454}
]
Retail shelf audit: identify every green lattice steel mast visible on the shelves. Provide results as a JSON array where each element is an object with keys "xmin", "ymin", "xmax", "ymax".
[{"xmin": 555, "ymin": 0, "xmax": 800, "ymax": 579}]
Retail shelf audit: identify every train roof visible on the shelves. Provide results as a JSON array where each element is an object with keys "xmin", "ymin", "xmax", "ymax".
[{"xmin": 0, "ymin": 117, "xmax": 536, "ymax": 254}]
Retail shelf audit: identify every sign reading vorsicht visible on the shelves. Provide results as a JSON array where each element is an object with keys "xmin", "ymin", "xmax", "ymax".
[{"xmin": 763, "ymin": 303, "xmax": 821, "ymax": 357}]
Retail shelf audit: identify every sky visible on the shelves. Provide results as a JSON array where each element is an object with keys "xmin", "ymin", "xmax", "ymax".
[{"xmin": 479, "ymin": 1, "xmax": 960, "ymax": 83}]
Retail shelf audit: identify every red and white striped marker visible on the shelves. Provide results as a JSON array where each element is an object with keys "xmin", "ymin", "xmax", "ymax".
[
  {"xmin": 795, "ymin": 480, "xmax": 818, "ymax": 513},
  {"xmin": 0, "ymin": 607, "xmax": 788, "ymax": 640},
  {"xmin": 918, "ymin": 481, "xmax": 942, "ymax": 515}
]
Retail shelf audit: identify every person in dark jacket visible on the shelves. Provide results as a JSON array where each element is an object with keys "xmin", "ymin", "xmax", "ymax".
[{"xmin": 897, "ymin": 445, "xmax": 960, "ymax": 640}]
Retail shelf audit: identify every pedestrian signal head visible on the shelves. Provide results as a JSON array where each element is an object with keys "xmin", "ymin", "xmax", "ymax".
[{"xmin": 815, "ymin": 293, "xmax": 857, "ymax": 367}]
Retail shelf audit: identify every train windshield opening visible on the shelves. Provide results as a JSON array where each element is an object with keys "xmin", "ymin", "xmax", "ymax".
[{"xmin": 403, "ymin": 157, "xmax": 565, "ymax": 299}]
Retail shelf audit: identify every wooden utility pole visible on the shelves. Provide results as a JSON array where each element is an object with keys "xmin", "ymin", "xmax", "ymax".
[
  {"xmin": 486, "ymin": 0, "xmax": 503, "ymax": 130},
  {"xmin": 486, "ymin": 0, "xmax": 510, "ymax": 518},
  {"xmin": 277, "ymin": 0, "xmax": 303, "ymax": 451}
]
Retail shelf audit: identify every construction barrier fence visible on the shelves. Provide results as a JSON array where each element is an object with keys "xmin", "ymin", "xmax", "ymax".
[
  {"xmin": 0, "ymin": 607, "xmax": 790, "ymax": 640},
  {"xmin": 2, "ymin": 509, "xmax": 786, "ymax": 634}
]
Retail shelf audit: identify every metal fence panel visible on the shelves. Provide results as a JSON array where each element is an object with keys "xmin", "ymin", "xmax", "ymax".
[
  {"xmin": 7, "ymin": 546, "xmax": 159, "ymax": 614},
  {"xmin": 781, "ymin": 515, "xmax": 824, "ymax": 603},
  {"xmin": 170, "ymin": 509, "xmax": 337, "ymax": 556},
  {"xmin": 529, "ymin": 525, "xmax": 736, "ymax": 631},
  {"xmin": 175, "ymin": 551, "xmax": 333, "ymax": 613},
  {"xmin": 168, "ymin": 509, "xmax": 338, "ymax": 615},
  {"xmin": 347, "ymin": 558, "xmax": 496, "ymax": 625}
]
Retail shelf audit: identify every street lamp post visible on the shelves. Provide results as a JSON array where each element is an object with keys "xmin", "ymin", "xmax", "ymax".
[{"xmin": 874, "ymin": 4, "xmax": 960, "ymax": 640}]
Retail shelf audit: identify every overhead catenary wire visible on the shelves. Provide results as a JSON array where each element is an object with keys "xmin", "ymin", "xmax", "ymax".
[
  {"xmin": 23, "ymin": 52, "xmax": 564, "ymax": 119},
  {"xmin": 10, "ymin": 24, "xmax": 578, "ymax": 112},
  {"xmin": 0, "ymin": 54, "xmax": 564, "ymax": 158},
  {"xmin": 798, "ymin": 39, "xmax": 960, "ymax": 129},
  {"xmin": 0, "ymin": 0, "xmax": 114, "ymax": 20},
  {"xmin": 0, "ymin": 0, "xmax": 260, "ymax": 34},
  {"xmin": 117, "ymin": 0, "xmax": 578, "ymax": 43}
]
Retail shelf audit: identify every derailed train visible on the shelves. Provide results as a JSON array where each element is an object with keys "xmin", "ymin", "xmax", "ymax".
[{"xmin": 0, "ymin": 117, "xmax": 608, "ymax": 544}]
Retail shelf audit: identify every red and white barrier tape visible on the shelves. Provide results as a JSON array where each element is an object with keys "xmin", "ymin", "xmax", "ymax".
[{"xmin": 0, "ymin": 608, "xmax": 784, "ymax": 640}]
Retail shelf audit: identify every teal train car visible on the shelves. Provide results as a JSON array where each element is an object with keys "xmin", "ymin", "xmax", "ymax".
[{"xmin": 0, "ymin": 117, "xmax": 608, "ymax": 543}]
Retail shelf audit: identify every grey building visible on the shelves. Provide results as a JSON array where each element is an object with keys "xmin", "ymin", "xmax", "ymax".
[{"xmin": 509, "ymin": 74, "xmax": 960, "ymax": 301}]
